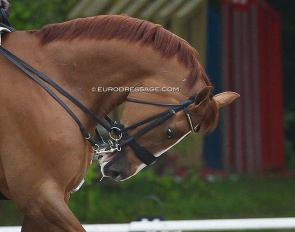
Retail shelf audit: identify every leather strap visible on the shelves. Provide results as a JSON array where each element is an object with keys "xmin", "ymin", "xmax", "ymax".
[{"xmin": 0, "ymin": 8, "xmax": 10, "ymax": 27}]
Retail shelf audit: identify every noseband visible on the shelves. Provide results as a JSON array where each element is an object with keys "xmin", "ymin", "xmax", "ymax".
[{"xmin": 0, "ymin": 27, "xmax": 201, "ymax": 166}]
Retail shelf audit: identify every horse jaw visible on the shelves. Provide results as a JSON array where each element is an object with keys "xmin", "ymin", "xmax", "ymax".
[
  {"xmin": 119, "ymin": 163, "xmax": 147, "ymax": 181},
  {"xmin": 124, "ymin": 132, "xmax": 191, "ymax": 180}
]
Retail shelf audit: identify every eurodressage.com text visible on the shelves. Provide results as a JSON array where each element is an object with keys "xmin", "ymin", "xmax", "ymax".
[{"xmin": 92, "ymin": 86, "xmax": 180, "ymax": 92}]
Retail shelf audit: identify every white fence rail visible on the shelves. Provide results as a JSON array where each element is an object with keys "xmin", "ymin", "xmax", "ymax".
[{"xmin": 1, "ymin": 218, "xmax": 295, "ymax": 231}]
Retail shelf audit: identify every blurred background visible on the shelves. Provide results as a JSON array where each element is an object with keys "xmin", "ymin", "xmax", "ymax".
[{"xmin": 1, "ymin": 0, "xmax": 295, "ymax": 227}]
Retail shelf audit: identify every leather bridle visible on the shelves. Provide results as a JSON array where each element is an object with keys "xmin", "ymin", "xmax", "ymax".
[
  {"xmin": 113, "ymin": 97, "xmax": 201, "ymax": 165},
  {"xmin": 0, "ymin": 26, "xmax": 201, "ymax": 166}
]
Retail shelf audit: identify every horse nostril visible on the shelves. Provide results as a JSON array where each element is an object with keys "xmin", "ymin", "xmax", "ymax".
[{"xmin": 104, "ymin": 167, "xmax": 123, "ymax": 181}]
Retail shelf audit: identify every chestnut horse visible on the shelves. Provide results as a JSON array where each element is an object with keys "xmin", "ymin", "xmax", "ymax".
[{"xmin": 0, "ymin": 15, "xmax": 239, "ymax": 231}]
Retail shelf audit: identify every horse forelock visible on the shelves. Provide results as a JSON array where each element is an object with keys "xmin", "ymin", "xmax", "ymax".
[{"xmin": 31, "ymin": 15, "xmax": 211, "ymax": 90}]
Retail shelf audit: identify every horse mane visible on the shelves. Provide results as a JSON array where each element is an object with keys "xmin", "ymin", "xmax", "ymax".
[
  {"xmin": 32, "ymin": 15, "xmax": 217, "ymax": 132},
  {"xmin": 33, "ymin": 15, "xmax": 211, "ymax": 87}
]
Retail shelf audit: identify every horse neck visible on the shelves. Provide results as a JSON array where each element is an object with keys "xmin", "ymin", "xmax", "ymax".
[
  {"xmin": 39, "ymin": 39, "xmax": 159, "ymax": 118},
  {"xmin": 7, "ymin": 31, "xmax": 196, "ymax": 119},
  {"xmin": 41, "ymin": 38, "xmax": 197, "ymax": 116}
]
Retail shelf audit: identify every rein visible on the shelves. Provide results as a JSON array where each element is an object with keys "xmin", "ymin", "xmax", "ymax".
[{"xmin": 0, "ymin": 26, "xmax": 200, "ymax": 167}]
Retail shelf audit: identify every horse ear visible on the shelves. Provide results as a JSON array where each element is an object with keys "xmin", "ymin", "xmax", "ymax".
[
  {"xmin": 194, "ymin": 86, "xmax": 213, "ymax": 106},
  {"xmin": 213, "ymin": 92, "xmax": 240, "ymax": 108}
]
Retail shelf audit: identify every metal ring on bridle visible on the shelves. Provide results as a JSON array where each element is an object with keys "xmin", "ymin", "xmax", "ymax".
[
  {"xmin": 92, "ymin": 144, "xmax": 99, "ymax": 151},
  {"xmin": 85, "ymin": 134, "xmax": 91, "ymax": 140},
  {"xmin": 109, "ymin": 126, "xmax": 123, "ymax": 141}
]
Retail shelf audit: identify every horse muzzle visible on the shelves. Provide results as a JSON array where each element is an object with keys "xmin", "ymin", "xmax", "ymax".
[{"xmin": 101, "ymin": 151, "xmax": 129, "ymax": 181}]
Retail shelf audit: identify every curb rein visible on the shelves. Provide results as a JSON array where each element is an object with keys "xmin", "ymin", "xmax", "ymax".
[{"xmin": 0, "ymin": 26, "xmax": 201, "ymax": 167}]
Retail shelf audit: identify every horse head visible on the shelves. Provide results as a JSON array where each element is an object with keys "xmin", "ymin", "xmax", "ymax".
[{"xmin": 100, "ymin": 83, "xmax": 238, "ymax": 180}]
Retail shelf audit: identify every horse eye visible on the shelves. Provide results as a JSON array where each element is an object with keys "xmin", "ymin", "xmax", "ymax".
[{"xmin": 166, "ymin": 127, "xmax": 175, "ymax": 139}]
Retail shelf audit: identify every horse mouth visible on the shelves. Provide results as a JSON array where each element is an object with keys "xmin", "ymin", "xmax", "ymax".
[
  {"xmin": 103, "ymin": 153, "xmax": 116, "ymax": 163},
  {"xmin": 98, "ymin": 152, "xmax": 115, "ymax": 166},
  {"xmin": 99, "ymin": 152, "xmax": 127, "ymax": 181}
]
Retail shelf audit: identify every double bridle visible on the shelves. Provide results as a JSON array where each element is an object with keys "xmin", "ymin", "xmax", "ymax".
[{"xmin": 0, "ymin": 26, "xmax": 201, "ymax": 166}]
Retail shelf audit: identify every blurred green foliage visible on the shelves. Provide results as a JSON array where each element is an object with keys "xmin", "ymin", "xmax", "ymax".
[
  {"xmin": 69, "ymin": 168, "xmax": 295, "ymax": 223},
  {"xmin": 8, "ymin": 0, "xmax": 77, "ymax": 30},
  {"xmin": 2, "ymin": 167, "xmax": 295, "ymax": 226}
]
